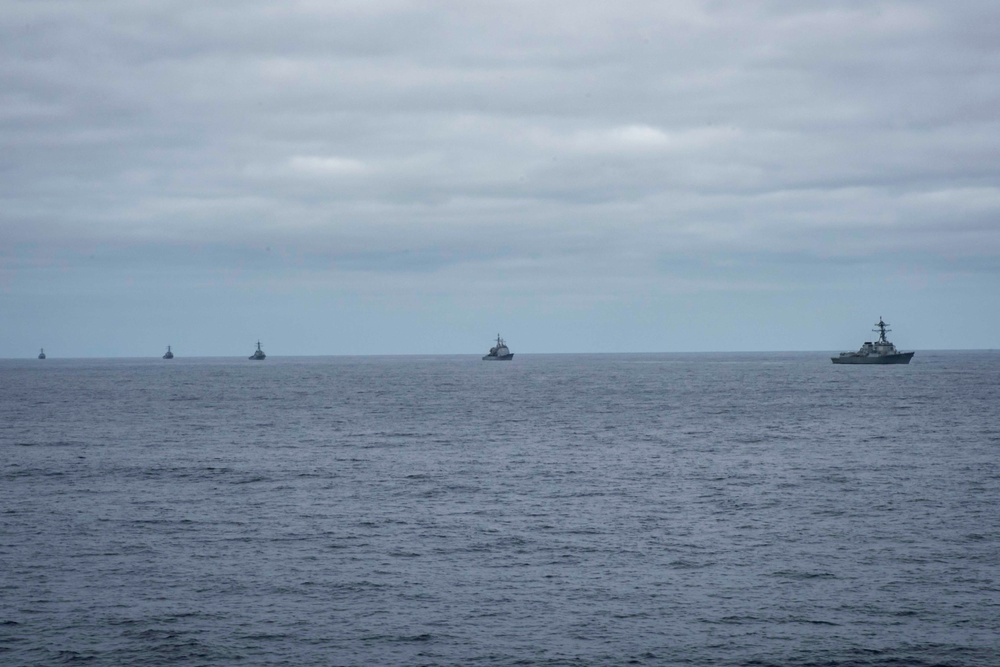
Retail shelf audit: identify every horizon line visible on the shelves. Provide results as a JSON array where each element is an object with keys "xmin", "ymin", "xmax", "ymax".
[{"xmin": 4, "ymin": 348, "xmax": 997, "ymax": 361}]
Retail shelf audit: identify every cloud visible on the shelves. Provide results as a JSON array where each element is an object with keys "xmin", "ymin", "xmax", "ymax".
[
  {"xmin": 530, "ymin": 124, "xmax": 741, "ymax": 156},
  {"xmin": 285, "ymin": 155, "xmax": 370, "ymax": 177}
]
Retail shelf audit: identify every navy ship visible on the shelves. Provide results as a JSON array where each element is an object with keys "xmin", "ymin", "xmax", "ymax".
[
  {"xmin": 163, "ymin": 345, "xmax": 174, "ymax": 359},
  {"xmin": 249, "ymin": 341, "xmax": 266, "ymax": 360},
  {"xmin": 38, "ymin": 348, "xmax": 46, "ymax": 360},
  {"xmin": 832, "ymin": 317, "xmax": 914, "ymax": 364},
  {"xmin": 483, "ymin": 334, "xmax": 513, "ymax": 361}
]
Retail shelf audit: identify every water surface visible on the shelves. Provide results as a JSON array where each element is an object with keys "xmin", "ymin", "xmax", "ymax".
[{"xmin": 2, "ymin": 352, "xmax": 998, "ymax": 665}]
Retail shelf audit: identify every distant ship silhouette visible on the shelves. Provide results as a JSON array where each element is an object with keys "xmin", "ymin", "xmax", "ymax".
[
  {"xmin": 482, "ymin": 334, "xmax": 513, "ymax": 361},
  {"xmin": 832, "ymin": 317, "xmax": 914, "ymax": 365}
]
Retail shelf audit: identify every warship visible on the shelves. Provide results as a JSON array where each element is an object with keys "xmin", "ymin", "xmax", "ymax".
[
  {"xmin": 163, "ymin": 345, "xmax": 174, "ymax": 359},
  {"xmin": 482, "ymin": 334, "xmax": 513, "ymax": 361},
  {"xmin": 832, "ymin": 317, "xmax": 914, "ymax": 364},
  {"xmin": 38, "ymin": 348, "xmax": 46, "ymax": 360},
  {"xmin": 249, "ymin": 341, "xmax": 266, "ymax": 360}
]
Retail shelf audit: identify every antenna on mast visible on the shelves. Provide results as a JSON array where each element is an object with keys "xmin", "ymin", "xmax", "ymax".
[{"xmin": 873, "ymin": 317, "xmax": 890, "ymax": 343}]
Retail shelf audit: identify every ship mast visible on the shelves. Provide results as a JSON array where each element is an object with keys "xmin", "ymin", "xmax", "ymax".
[{"xmin": 873, "ymin": 317, "xmax": 890, "ymax": 343}]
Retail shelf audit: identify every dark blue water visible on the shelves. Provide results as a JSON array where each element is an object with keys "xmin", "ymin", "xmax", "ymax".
[{"xmin": 2, "ymin": 352, "xmax": 998, "ymax": 666}]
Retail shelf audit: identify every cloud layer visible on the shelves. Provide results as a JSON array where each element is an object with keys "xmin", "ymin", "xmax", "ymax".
[{"xmin": 2, "ymin": 1, "xmax": 999, "ymax": 354}]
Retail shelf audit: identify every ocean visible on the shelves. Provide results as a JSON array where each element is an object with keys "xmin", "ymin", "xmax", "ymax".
[{"xmin": 2, "ymin": 352, "xmax": 998, "ymax": 666}]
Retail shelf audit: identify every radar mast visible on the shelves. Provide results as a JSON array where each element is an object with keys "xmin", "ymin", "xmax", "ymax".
[{"xmin": 873, "ymin": 317, "xmax": 891, "ymax": 344}]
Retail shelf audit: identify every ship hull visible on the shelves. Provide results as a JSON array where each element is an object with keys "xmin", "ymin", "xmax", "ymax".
[
  {"xmin": 831, "ymin": 352, "xmax": 914, "ymax": 364},
  {"xmin": 482, "ymin": 354, "xmax": 513, "ymax": 361}
]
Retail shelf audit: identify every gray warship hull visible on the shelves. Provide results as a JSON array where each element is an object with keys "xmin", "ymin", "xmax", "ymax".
[
  {"xmin": 482, "ymin": 353, "xmax": 513, "ymax": 361},
  {"xmin": 831, "ymin": 351, "xmax": 914, "ymax": 365}
]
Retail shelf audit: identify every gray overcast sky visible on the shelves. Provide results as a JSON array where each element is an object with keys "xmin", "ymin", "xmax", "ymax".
[{"xmin": 2, "ymin": 1, "xmax": 998, "ymax": 356}]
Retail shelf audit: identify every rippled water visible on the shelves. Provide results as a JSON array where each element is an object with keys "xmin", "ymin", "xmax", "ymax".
[{"xmin": 2, "ymin": 352, "xmax": 998, "ymax": 666}]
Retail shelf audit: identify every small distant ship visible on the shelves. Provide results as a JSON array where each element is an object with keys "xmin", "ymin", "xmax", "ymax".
[
  {"xmin": 38, "ymin": 348, "xmax": 46, "ymax": 360},
  {"xmin": 482, "ymin": 334, "xmax": 513, "ymax": 361},
  {"xmin": 832, "ymin": 317, "xmax": 914, "ymax": 364},
  {"xmin": 163, "ymin": 345, "xmax": 174, "ymax": 359},
  {"xmin": 249, "ymin": 341, "xmax": 266, "ymax": 360}
]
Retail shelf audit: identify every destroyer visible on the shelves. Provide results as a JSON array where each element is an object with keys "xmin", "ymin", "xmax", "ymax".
[
  {"xmin": 832, "ymin": 317, "xmax": 914, "ymax": 364},
  {"xmin": 38, "ymin": 348, "xmax": 46, "ymax": 360},
  {"xmin": 249, "ymin": 341, "xmax": 266, "ymax": 360},
  {"xmin": 482, "ymin": 334, "xmax": 513, "ymax": 361},
  {"xmin": 163, "ymin": 345, "xmax": 174, "ymax": 359}
]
